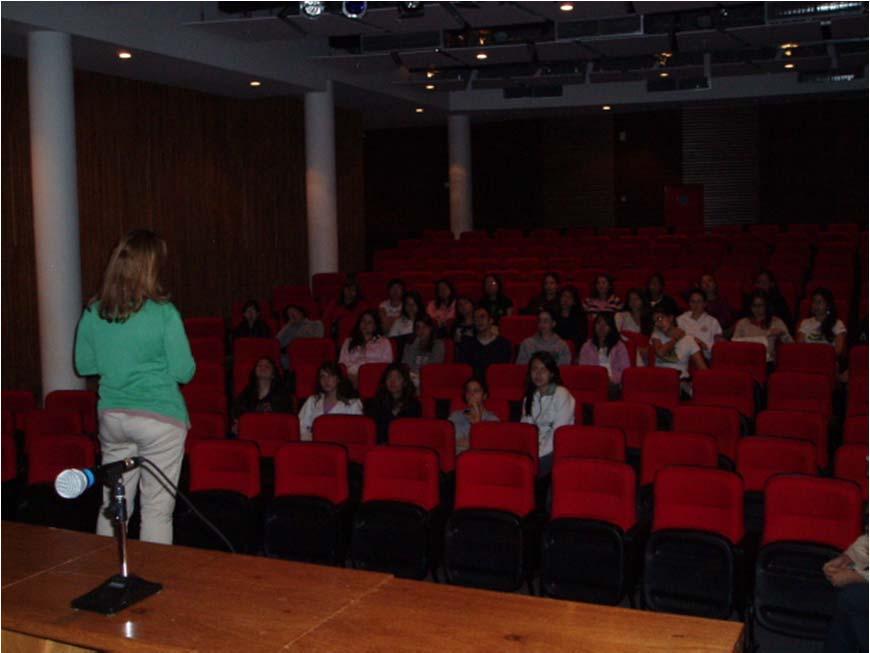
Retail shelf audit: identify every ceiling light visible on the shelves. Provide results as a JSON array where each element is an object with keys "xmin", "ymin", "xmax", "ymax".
[
  {"xmin": 426, "ymin": 70, "xmax": 436, "ymax": 79},
  {"xmin": 780, "ymin": 42, "xmax": 799, "ymax": 49},
  {"xmin": 415, "ymin": 107, "xmax": 424, "ymax": 113},
  {"xmin": 398, "ymin": 2, "xmax": 424, "ymax": 17},
  {"xmin": 659, "ymin": 71, "xmax": 670, "ymax": 78},
  {"xmin": 784, "ymin": 63, "xmax": 795, "ymax": 69},
  {"xmin": 117, "ymin": 50, "xmax": 132, "ymax": 59},
  {"xmin": 602, "ymin": 105, "xmax": 612, "ymax": 111},
  {"xmin": 249, "ymin": 80, "xmax": 262, "ymax": 87},
  {"xmin": 300, "ymin": 0, "xmax": 325, "ymax": 18},
  {"xmin": 560, "ymin": 2, "xmax": 574, "ymax": 10},
  {"xmin": 342, "ymin": 1, "xmax": 368, "ymax": 18},
  {"xmin": 784, "ymin": 49, "xmax": 793, "ymax": 56},
  {"xmin": 476, "ymin": 52, "xmax": 488, "ymax": 61},
  {"xmin": 425, "ymin": 84, "xmax": 435, "ymax": 90}
]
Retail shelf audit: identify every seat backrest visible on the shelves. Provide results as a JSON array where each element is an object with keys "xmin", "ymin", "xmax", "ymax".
[
  {"xmin": 3, "ymin": 390, "xmax": 37, "ymax": 431},
  {"xmin": 189, "ymin": 337, "xmax": 226, "ymax": 365},
  {"xmin": 448, "ymin": 397, "xmax": 511, "ymax": 422},
  {"xmin": 188, "ymin": 411, "xmax": 228, "ymax": 442},
  {"xmin": 847, "ymin": 373, "xmax": 868, "ymax": 417},
  {"xmin": 593, "ymin": 401, "xmax": 657, "ymax": 450},
  {"xmin": 274, "ymin": 442, "xmax": 348, "ymax": 504},
  {"xmin": 288, "ymin": 338, "xmax": 336, "ymax": 368},
  {"xmin": 470, "ymin": 422, "xmax": 539, "ymax": 469},
  {"xmin": 849, "ymin": 345, "xmax": 868, "ymax": 379},
  {"xmin": 711, "ymin": 341, "xmax": 767, "ymax": 385},
  {"xmin": 363, "ymin": 446, "xmax": 440, "ymax": 511},
  {"xmin": 313, "ymin": 415, "xmax": 377, "ymax": 447},
  {"xmin": 766, "ymin": 372, "xmax": 833, "ymax": 419},
  {"xmin": 357, "ymin": 363, "xmax": 390, "ymax": 401},
  {"xmin": 560, "ymin": 365, "xmax": 610, "ymax": 404},
  {"xmin": 27, "ymin": 435, "xmax": 96, "ymax": 486},
  {"xmin": 184, "ymin": 316, "xmax": 225, "ymax": 340},
  {"xmin": 621, "ymin": 367, "xmax": 681, "ymax": 411},
  {"xmin": 777, "ymin": 343, "xmax": 837, "ymax": 384},
  {"xmin": 762, "ymin": 475, "xmax": 862, "ymax": 550},
  {"xmin": 181, "ymin": 384, "xmax": 228, "ymax": 416},
  {"xmin": 672, "ymin": 405, "xmax": 742, "ymax": 463},
  {"xmin": 188, "ymin": 440, "xmax": 261, "ymax": 497},
  {"xmin": 485, "ymin": 364, "xmax": 527, "ymax": 401},
  {"xmin": 389, "ymin": 417, "xmax": 456, "ymax": 473},
  {"xmin": 640, "ymin": 431, "xmax": 718, "ymax": 486},
  {"xmin": 498, "ymin": 316, "xmax": 539, "ymax": 346},
  {"xmin": 737, "ymin": 437, "xmax": 817, "ymax": 493},
  {"xmin": 843, "ymin": 415, "xmax": 868, "ymax": 445},
  {"xmin": 420, "ymin": 364, "xmax": 472, "ymax": 400},
  {"xmin": 186, "ymin": 361, "xmax": 225, "ymax": 391},
  {"xmin": 756, "ymin": 409, "xmax": 829, "ymax": 468},
  {"xmin": 551, "ymin": 459, "xmax": 636, "ymax": 532},
  {"xmin": 454, "ymin": 450, "xmax": 535, "ymax": 517},
  {"xmin": 653, "ymin": 467, "xmax": 745, "ymax": 545},
  {"xmin": 553, "ymin": 425, "xmax": 625, "ymax": 463},
  {"xmin": 834, "ymin": 444, "xmax": 868, "ymax": 501},
  {"xmin": 238, "ymin": 413, "xmax": 300, "ymax": 449},
  {"xmin": 44, "ymin": 390, "xmax": 99, "ymax": 434},
  {"xmin": 25, "ymin": 410, "xmax": 83, "ymax": 453},
  {"xmin": 692, "ymin": 369, "xmax": 757, "ymax": 418}
]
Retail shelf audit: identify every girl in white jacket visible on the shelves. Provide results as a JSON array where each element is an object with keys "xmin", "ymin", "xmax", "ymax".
[
  {"xmin": 298, "ymin": 361, "xmax": 363, "ymax": 439},
  {"xmin": 520, "ymin": 351, "xmax": 576, "ymax": 477}
]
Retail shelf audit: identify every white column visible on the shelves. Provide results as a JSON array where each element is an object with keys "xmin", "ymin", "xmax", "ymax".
[
  {"xmin": 448, "ymin": 114, "xmax": 473, "ymax": 238},
  {"xmin": 28, "ymin": 31, "xmax": 85, "ymax": 398},
  {"xmin": 304, "ymin": 80, "xmax": 339, "ymax": 279}
]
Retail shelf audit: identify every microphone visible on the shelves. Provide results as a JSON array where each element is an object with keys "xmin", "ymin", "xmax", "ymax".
[{"xmin": 55, "ymin": 457, "xmax": 143, "ymax": 499}]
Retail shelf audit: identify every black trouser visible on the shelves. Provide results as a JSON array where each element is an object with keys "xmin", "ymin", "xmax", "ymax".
[{"xmin": 824, "ymin": 582, "xmax": 869, "ymax": 653}]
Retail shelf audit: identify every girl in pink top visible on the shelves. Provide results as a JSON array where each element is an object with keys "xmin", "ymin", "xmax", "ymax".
[
  {"xmin": 426, "ymin": 279, "xmax": 456, "ymax": 336},
  {"xmin": 338, "ymin": 309, "xmax": 394, "ymax": 387},
  {"xmin": 578, "ymin": 312, "xmax": 631, "ymax": 386}
]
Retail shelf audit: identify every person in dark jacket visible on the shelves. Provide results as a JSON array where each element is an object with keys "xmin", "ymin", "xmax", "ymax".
[
  {"xmin": 456, "ymin": 305, "xmax": 513, "ymax": 380},
  {"xmin": 233, "ymin": 300, "xmax": 271, "ymax": 339},
  {"xmin": 368, "ymin": 362, "xmax": 421, "ymax": 443},
  {"xmin": 231, "ymin": 357, "xmax": 294, "ymax": 434}
]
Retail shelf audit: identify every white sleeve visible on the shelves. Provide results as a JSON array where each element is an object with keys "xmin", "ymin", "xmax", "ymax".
[
  {"xmin": 552, "ymin": 388, "xmax": 576, "ymax": 429},
  {"xmin": 834, "ymin": 320, "xmax": 847, "ymax": 336},
  {"xmin": 710, "ymin": 317, "xmax": 723, "ymax": 338},
  {"xmin": 677, "ymin": 335, "xmax": 700, "ymax": 359},
  {"xmin": 298, "ymin": 397, "xmax": 317, "ymax": 440},
  {"xmin": 348, "ymin": 399, "xmax": 364, "ymax": 415}
]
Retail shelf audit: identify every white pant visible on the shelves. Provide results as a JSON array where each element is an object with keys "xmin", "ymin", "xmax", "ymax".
[{"xmin": 96, "ymin": 411, "xmax": 186, "ymax": 545}]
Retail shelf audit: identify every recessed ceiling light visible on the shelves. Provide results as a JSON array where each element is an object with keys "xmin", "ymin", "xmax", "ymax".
[
  {"xmin": 476, "ymin": 52, "xmax": 488, "ymax": 61},
  {"xmin": 426, "ymin": 70, "xmax": 436, "ymax": 79},
  {"xmin": 249, "ymin": 80, "xmax": 262, "ymax": 87},
  {"xmin": 415, "ymin": 107, "xmax": 424, "ymax": 113},
  {"xmin": 425, "ymin": 84, "xmax": 435, "ymax": 90},
  {"xmin": 560, "ymin": 2, "xmax": 574, "ymax": 11},
  {"xmin": 602, "ymin": 105, "xmax": 612, "ymax": 111},
  {"xmin": 784, "ymin": 63, "xmax": 795, "ymax": 70},
  {"xmin": 117, "ymin": 50, "xmax": 132, "ymax": 60},
  {"xmin": 659, "ymin": 71, "xmax": 670, "ymax": 78},
  {"xmin": 780, "ymin": 42, "xmax": 799, "ymax": 49}
]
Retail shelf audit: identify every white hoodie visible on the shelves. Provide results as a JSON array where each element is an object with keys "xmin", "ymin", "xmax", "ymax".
[{"xmin": 520, "ymin": 385, "xmax": 576, "ymax": 458}]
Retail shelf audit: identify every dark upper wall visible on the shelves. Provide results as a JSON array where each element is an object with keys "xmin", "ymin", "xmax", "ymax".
[{"xmin": 1, "ymin": 57, "xmax": 364, "ymax": 395}]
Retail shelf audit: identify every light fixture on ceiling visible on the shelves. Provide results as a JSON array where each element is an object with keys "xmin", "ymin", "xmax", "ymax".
[
  {"xmin": 117, "ymin": 50, "xmax": 132, "ymax": 59},
  {"xmin": 780, "ymin": 42, "xmax": 799, "ymax": 49},
  {"xmin": 300, "ymin": 0, "xmax": 326, "ymax": 19},
  {"xmin": 602, "ymin": 105, "xmax": 612, "ymax": 111},
  {"xmin": 784, "ymin": 49, "xmax": 793, "ymax": 56},
  {"xmin": 249, "ymin": 80, "xmax": 262, "ymax": 87},
  {"xmin": 784, "ymin": 63, "xmax": 795, "ymax": 69},
  {"xmin": 342, "ymin": 1, "xmax": 368, "ymax": 18},
  {"xmin": 659, "ymin": 71, "xmax": 670, "ymax": 78},
  {"xmin": 398, "ymin": 2, "xmax": 424, "ymax": 17},
  {"xmin": 476, "ymin": 52, "xmax": 488, "ymax": 61},
  {"xmin": 426, "ymin": 70, "xmax": 436, "ymax": 79},
  {"xmin": 415, "ymin": 107, "xmax": 425, "ymax": 113},
  {"xmin": 560, "ymin": 2, "xmax": 574, "ymax": 11},
  {"xmin": 425, "ymin": 84, "xmax": 435, "ymax": 90}
]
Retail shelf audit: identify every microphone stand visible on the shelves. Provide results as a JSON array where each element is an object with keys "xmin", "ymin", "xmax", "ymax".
[{"xmin": 71, "ymin": 467, "xmax": 162, "ymax": 614}]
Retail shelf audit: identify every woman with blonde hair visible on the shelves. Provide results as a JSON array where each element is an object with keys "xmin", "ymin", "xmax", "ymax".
[{"xmin": 74, "ymin": 229, "xmax": 195, "ymax": 545}]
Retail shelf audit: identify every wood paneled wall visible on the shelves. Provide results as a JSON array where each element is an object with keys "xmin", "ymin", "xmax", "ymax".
[{"xmin": 2, "ymin": 57, "xmax": 364, "ymax": 395}]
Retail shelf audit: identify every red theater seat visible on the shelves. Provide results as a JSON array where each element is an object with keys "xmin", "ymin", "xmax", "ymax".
[
  {"xmin": 2, "ymin": 390, "xmax": 37, "ymax": 431},
  {"xmin": 639, "ymin": 431, "xmax": 718, "ymax": 487},
  {"xmin": 288, "ymin": 338, "xmax": 336, "ymax": 368},
  {"xmin": 756, "ymin": 409, "xmax": 829, "ymax": 469},
  {"xmin": 691, "ymin": 369, "xmax": 756, "ymax": 418},
  {"xmin": 44, "ymin": 390, "xmax": 99, "ymax": 435},
  {"xmin": 470, "ymin": 422, "xmax": 539, "ymax": 471},
  {"xmin": 184, "ymin": 317, "xmax": 225, "ymax": 341},
  {"xmin": 621, "ymin": 367, "xmax": 681, "ymax": 412},
  {"xmin": 672, "ymin": 405, "xmax": 742, "ymax": 465},
  {"xmin": 238, "ymin": 413, "xmax": 300, "ymax": 458},
  {"xmin": 313, "ymin": 414, "xmax": 377, "ymax": 465},
  {"xmin": 553, "ymin": 425, "xmax": 625, "ymax": 463},
  {"xmin": 767, "ymin": 372, "xmax": 833, "ymax": 420},
  {"xmin": 776, "ymin": 343, "xmax": 837, "ymax": 385},
  {"xmin": 389, "ymin": 418, "xmax": 456, "ymax": 473},
  {"xmin": 711, "ymin": 341, "xmax": 767, "ymax": 386},
  {"xmin": 485, "ymin": 364, "xmax": 526, "ymax": 402},
  {"xmin": 834, "ymin": 444, "xmax": 868, "ymax": 501},
  {"xmin": 736, "ymin": 437, "xmax": 816, "ymax": 493},
  {"xmin": 593, "ymin": 401, "xmax": 657, "ymax": 450}
]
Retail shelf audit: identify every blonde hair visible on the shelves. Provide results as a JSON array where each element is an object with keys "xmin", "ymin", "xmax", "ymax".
[{"xmin": 94, "ymin": 229, "xmax": 168, "ymax": 322}]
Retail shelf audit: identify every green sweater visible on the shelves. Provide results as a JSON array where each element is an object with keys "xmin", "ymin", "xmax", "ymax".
[{"xmin": 74, "ymin": 300, "xmax": 196, "ymax": 424}]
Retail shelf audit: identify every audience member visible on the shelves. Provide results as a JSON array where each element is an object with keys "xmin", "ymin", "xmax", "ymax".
[
  {"xmin": 645, "ymin": 272, "xmax": 672, "ymax": 311},
  {"xmin": 231, "ymin": 357, "xmax": 293, "ymax": 435},
  {"xmin": 401, "ymin": 315, "xmax": 445, "ymax": 388},
  {"xmin": 426, "ymin": 278, "xmax": 456, "ymax": 337},
  {"xmin": 378, "ymin": 278, "xmax": 405, "ymax": 334},
  {"xmin": 524, "ymin": 272, "xmax": 561, "ymax": 316},
  {"xmin": 456, "ymin": 305, "xmax": 513, "ymax": 380},
  {"xmin": 797, "ymin": 288, "xmax": 847, "ymax": 357},
  {"xmin": 479, "ymin": 274, "xmax": 513, "ymax": 323},
  {"xmin": 615, "ymin": 288, "xmax": 653, "ymax": 335},
  {"xmin": 732, "ymin": 290, "xmax": 793, "ymax": 362},
  {"xmin": 752, "ymin": 269, "xmax": 793, "ymax": 327},
  {"xmin": 369, "ymin": 362, "xmax": 422, "ymax": 443},
  {"xmin": 323, "ymin": 278, "xmax": 364, "ymax": 341},
  {"xmin": 298, "ymin": 361, "xmax": 362, "ymax": 439},
  {"xmin": 516, "ymin": 308, "xmax": 572, "ymax": 366},
  {"xmin": 583, "ymin": 273, "xmax": 623, "ymax": 315},
  {"xmin": 554, "ymin": 285, "xmax": 586, "ymax": 345},
  {"xmin": 388, "ymin": 290, "xmax": 424, "ymax": 339},
  {"xmin": 233, "ymin": 300, "xmax": 271, "ymax": 339},
  {"xmin": 520, "ymin": 351, "xmax": 575, "ymax": 477},
  {"xmin": 276, "ymin": 304, "xmax": 324, "ymax": 369},
  {"xmin": 451, "ymin": 296, "xmax": 476, "ymax": 343},
  {"xmin": 448, "ymin": 377, "xmax": 499, "ymax": 454},
  {"xmin": 677, "ymin": 288, "xmax": 724, "ymax": 361},
  {"xmin": 699, "ymin": 273, "xmax": 733, "ymax": 330},
  {"xmin": 822, "ymin": 533, "xmax": 868, "ymax": 653},
  {"xmin": 338, "ymin": 309, "xmax": 393, "ymax": 387},
  {"xmin": 578, "ymin": 312, "xmax": 631, "ymax": 388},
  {"xmin": 650, "ymin": 299, "xmax": 708, "ymax": 387}
]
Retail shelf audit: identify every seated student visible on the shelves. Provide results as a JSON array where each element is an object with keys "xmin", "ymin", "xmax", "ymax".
[
  {"xmin": 387, "ymin": 290, "xmax": 424, "ymax": 340},
  {"xmin": 582, "ymin": 274, "xmax": 623, "ymax": 315},
  {"xmin": 448, "ymin": 377, "xmax": 500, "ymax": 454},
  {"xmin": 426, "ymin": 279, "xmax": 456, "ymax": 337},
  {"xmin": 456, "ymin": 305, "xmax": 513, "ymax": 380},
  {"xmin": 516, "ymin": 308, "xmax": 572, "ymax": 366},
  {"xmin": 650, "ymin": 298, "xmax": 708, "ymax": 391},
  {"xmin": 732, "ymin": 290, "xmax": 793, "ymax": 363},
  {"xmin": 451, "ymin": 296, "xmax": 476, "ymax": 343},
  {"xmin": 275, "ymin": 304, "xmax": 324, "ymax": 369},
  {"xmin": 231, "ymin": 357, "xmax": 294, "ymax": 435},
  {"xmin": 578, "ymin": 313, "xmax": 631, "ymax": 388},
  {"xmin": 322, "ymin": 278, "xmax": 364, "ymax": 341},
  {"xmin": 233, "ymin": 300, "xmax": 271, "ymax": 340},
  {"xmin": 378, "ymin": 278, "xmax": 405, "ymax": 334},
  {"xmin": 520, "ymin": 352, "xmax": 576, "ymax": 477},
  {"xmin": 338, "ymin": 310, "xmax": 393, "ymax": 388},
  {"xmin": 797, "ymin": 288, "xmax": 847, "ymax": 357},
  {"xmin": 677, "ymin": 288, "xmax": 724, "ymax": 361},
  {"xmin": 752, "ymin": 269, "xmax": 793, "ymax": 327},
  {"xmin": 645, "ymin": 272, "xmax": 673, "ymax": 312},
  {"xmin": 401, "ymin": 316, "xmax": 445, "ymax": 389},
  {"xmin": 699, "ymin": 273, "xmax": 733, "ymax": 331},
  {"xmin": 822, "ymin": 533, "xmax": 868, "ymax": 653},
  {"xmin": 554, "ymin": 285, "xmax": 586, "ymax": 346},
  {"xmin": 524, "ymin": 272, "xmax": 561, "ymax": 316},
  {"xmin": 615, "ymin": 288, "xmax": 653, "ymax": 335},
  {"xmin": 368, "ymin": 363, "xmax": 422, "ymax": 444},
  {"xmin": 298, "ymin": 361, "xmax": 363, "ymax": 439},
  {"xmin": 479, "ymin": 274, "xmax": 514, "ymax": 323}
]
